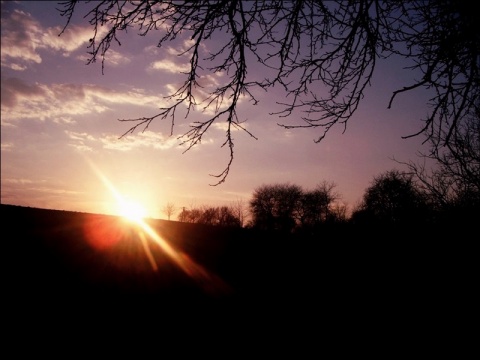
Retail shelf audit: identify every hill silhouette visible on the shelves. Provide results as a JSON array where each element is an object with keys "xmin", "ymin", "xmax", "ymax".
[{"xmin": 3, "ymin": 203, "xmax": 464, "ymax": 330}]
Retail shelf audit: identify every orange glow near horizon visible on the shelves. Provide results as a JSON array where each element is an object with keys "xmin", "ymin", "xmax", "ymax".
[
  {"xmin": 85, "ymin": 157, "xmax": 231, "ymax": 296},
  {"xmin": 86, "ymin": 158, "xmax": 144, "ymax": 219},
  {"xmin": 118, "ymin": 199, "xmax": 148, "ymax": 222}
]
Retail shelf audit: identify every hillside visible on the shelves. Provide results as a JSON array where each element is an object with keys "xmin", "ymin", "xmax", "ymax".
[{"xmin": 3, "ymin": 203, "xmax": 464, "ymax": 327}]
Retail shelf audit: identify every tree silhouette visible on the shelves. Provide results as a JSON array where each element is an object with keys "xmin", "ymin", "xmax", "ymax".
[
  {"xmin": 162, "ymin": 202, "xmax": 176, "ymax": 220},
  {"xmin": 352, "ymin": 170, "xmax": 428, "ymax": 225},
  {"xmin": 297, "ymin": 181, "xmax": 340, "ymax": 227},
  {"xmin": 217, "ymin": 206, "xmax": 242, "ymax": 227},
  {"xmin": 398, "ymin": 105, "xmax": 480, "ymax": 223},
  {"xmin": 58, "ymin": 0, "xmax": 480, "ymax": 184},
  {"xmin": 176, "ymin": 204, "xmax": 241, "ymax": 227},
  {"xmin": 230, "ymin": 198, "xmax": 249, "ymax": 227},
  {"xmin": 178, "ymin": 207, "xmax": 202, "ymax": 223},
  {"xmin": 249, "ymin": 182, "xmax": 344, "ymax": 232},
  {"xmin": 250, "ymin": 183, "xmax": 303, "ymax": 232}
]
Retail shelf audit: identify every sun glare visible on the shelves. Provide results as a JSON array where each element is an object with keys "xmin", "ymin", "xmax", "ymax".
[
  {"xmin": 119, "ymin": 199, "xmax": 147, "ymax": 222},
  {"xmin": 84, "ymin": 158, "xmax": 231, "ymax": 295}
]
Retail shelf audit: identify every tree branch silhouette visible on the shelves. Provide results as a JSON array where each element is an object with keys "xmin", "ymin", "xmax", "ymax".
[{"xmin": 58, "ymin": 0, "xmax": 479, "ymax": 184}]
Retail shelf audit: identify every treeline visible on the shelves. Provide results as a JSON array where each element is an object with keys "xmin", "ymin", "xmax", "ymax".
[
  {"xmin": 167, "ymin": 106, "xmax": 479, "ymax": 233},
  {"xmin": 165, "ymin": 168, "xmax": 479, "ymax": 233},
  {"xmin": 178, "ymin": 205, "xmax": 243, "ymax": 228}
]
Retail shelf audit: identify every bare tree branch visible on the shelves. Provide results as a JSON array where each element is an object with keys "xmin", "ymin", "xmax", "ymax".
[{"xmin": 58, "ymin": 0, "xmax": 480, "ymax": 184}]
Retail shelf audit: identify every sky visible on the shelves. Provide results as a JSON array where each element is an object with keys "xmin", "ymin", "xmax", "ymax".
[{"xmin": 1, "ymin": 1, "xmax": 431, "ymax": 220}]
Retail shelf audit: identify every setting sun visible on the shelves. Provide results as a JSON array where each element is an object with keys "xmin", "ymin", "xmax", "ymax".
[{"xmin": 118, "ymin": 199, "xmax": 148, "ymax": 222}]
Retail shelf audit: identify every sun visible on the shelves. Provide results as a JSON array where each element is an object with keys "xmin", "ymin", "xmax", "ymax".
[{"xmin": 118, "ymin": 199, "xmax": 148, "ymax": 222}]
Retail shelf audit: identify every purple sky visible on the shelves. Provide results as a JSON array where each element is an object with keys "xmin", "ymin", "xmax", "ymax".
[{"xmin": 1, "ymin": 1, "xmax": 431, "ymax": 219}]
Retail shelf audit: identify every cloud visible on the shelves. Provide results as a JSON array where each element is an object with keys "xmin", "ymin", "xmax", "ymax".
[
  {"xmin": 160, "ymin": 38, "xmax": 208, "ymax": 57},
  {"xmin": 149, "ymin": 59, "xmax": 191, "ymax": 73},
  {"xmin": 53, "ymin": 116, "xmax": 76, "ymax": 125},
  {"xmin": 1, "ymin": 142, "xmax": 14, "ymax": 152},
  {"xmin": 0, "ymin": 176, "xmax": 82, "ymax": 208},
  {"xmin": 0, "ymin": 8, "xmax": 107, "ymax": 70},
  {"xmin": 77, "ymin": 49, "xmax": 131, "ymax": 66},
  {"xmin": 103, "ymin": 49, "xmax": 131, "ymax": 66},
  {"xmin": 65, "ymin": 129, "xmax": 179, "ymax": 153},
  {"xmin": 212, "ymin": 122, "xmax": 249, "ymax": 132},
  {"xmin": 146, "ymin": 37, "xmax": 211, "ymax": 75},
  {"xmin": 100, "ymin": 130, "xmax": 178, "ymax": 151},
  {"xmin": 1, "ymin": 77, "xmax": 166, "ymax": 125},
  {"xmin": 0, "ymin": 178, "xmax": 39, "ymax": 206},
  {"xmin": 144, "ymin": 45, "xmax": 162, "ymax": 56},
  {"xmin": 41, "ymin": 24, "xmax": 101, "ymax": 56},
  {"xmin": 65, "ymin": 130, "xmax": 96, "ymax": 152},
  {"xmin": 2, "ymin": 178, "xmax": 34, "ymax": 185},
  {"xmin": 1, "ymin": 9, "xmax": 43, "ymax": 66}
]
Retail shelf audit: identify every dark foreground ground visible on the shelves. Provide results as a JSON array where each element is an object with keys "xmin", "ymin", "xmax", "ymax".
[{"xmin": 3, "ymin": 204, "xmax": 474, "ymax": 343}]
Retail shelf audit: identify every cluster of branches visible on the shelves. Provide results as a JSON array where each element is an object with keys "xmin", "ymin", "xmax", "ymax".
[
  {"xmin": 352, "ymin": 165, "xmax": 480, "ymax": 227},
  {"xmin": 58, "ymin": 0, "xmax": 480, "ymax": 184},
  {"xmin": 397, "ymin": 104, "xmax": 480, "ymax": 221}
]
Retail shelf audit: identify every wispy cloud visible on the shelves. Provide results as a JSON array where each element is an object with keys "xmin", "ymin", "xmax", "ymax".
[
  {"xmin": 0, "ymin": 142, "xmax": 14, "ymax": 152},
  {"xmin": 1, "ymin": 77, "xmax": 165, "ymax": 125},
  {"xmin": 77, "ymin": 49, "xmax": 131, "ymax": 66},
  {"xmin": 65, "ymin": 129, "xmax": 180, "ymax": 153},
  {"xmin": 2, "ymin": 178, "xmax": 35, "ymax": 185},
  {"xmin": 0, "ymin": 8, "xmax": 106, "ymax": 70},
  {"xmin": 146, "ymin": 37, "xmax": 213, "ymax": 77},
  {"xmin": 65, "ymin": 130, "xmax": 96, "ymax": 152},
  {"xmin": 149, "ymin": 59, "xmax": 190, "ymax": 73},
  {"xmin": 1, "ymin": 177, "xmax": 80, "ymax": 195},
  {"xmin": 212, "ymin": 122, "xmax": 249, "ymax": 132},
  {"xmin": 103, "ymin": 49, "xmax": 131, "ymax": 66},
  {"xmin": 0, "ymin": 176, "xmax": 83, "ymax": 209},
  {"xmin": 100, "ymin": 130, "xmax": 178, "ymax": 151}
]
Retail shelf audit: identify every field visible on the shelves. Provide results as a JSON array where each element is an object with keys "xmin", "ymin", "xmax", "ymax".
[{"xmin": 3, "ymin": 203, "xmax": 466, "ymax": 333}]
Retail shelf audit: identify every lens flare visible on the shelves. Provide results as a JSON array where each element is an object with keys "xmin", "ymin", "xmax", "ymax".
[
  {"xmin": 118, "ymin": 199, "xmax": 147, "ymax": 222},
  {"xmin": 85, "ymin": 157, "xmax": 232, "ymax": 296}
]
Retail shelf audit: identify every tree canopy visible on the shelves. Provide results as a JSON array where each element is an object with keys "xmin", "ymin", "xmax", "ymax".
[
  {"xmin": 249, "ymin": 182, "xmax": 342, "ymax": 232},
  {"xmin": 352, "ymin": 169, "xmax": 428, "ymax": 225},
  {"xmin": 58, "ymin": 0, "xmax": 480, "ymax": 184}
]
